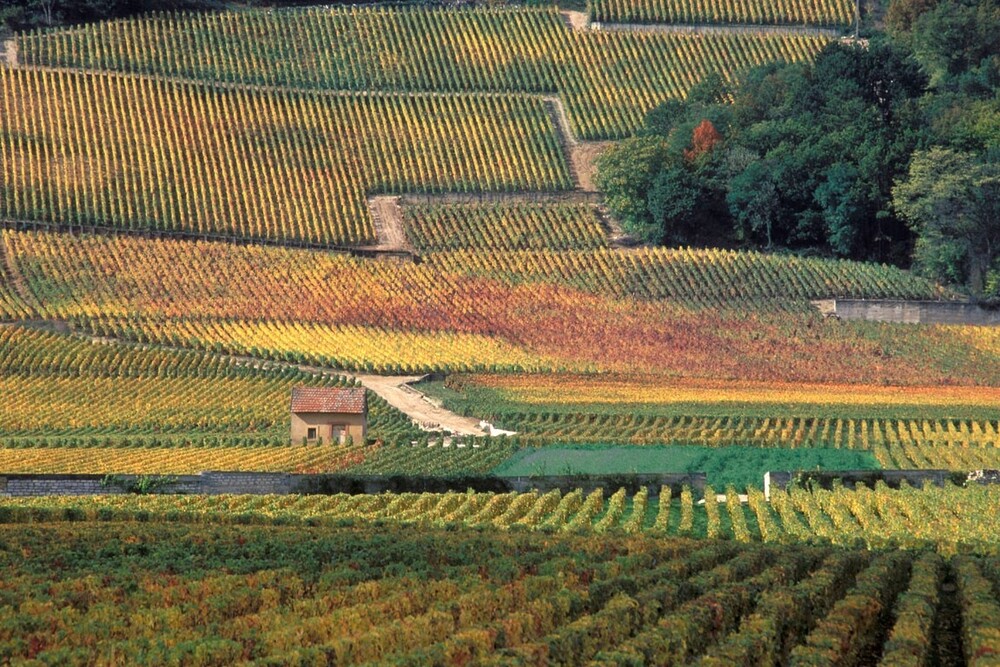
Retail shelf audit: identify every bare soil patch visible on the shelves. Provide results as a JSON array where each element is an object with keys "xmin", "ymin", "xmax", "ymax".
[
  {"xmin": 571, "ymin": 141, "xmax": 612, "ymax": 193},
  {"xmin": 353, "ymin": 373, "xmax": 488, "ymax": 436},
  {"xmin": 363, "ymin": 196, "xmax": 411, "ymax": 252},
  {"xmin": 2, "ymin": 40, "xmax": 16, "ymax": 67},
  {"xmin": 560, "ymin": 10, "xmax": 590, "ymax": 31}
]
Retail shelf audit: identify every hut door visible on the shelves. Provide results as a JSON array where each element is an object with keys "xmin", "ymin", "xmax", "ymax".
[{"xmin": 331, "ymin": 425, "xmax": 345, "ymax": 444}]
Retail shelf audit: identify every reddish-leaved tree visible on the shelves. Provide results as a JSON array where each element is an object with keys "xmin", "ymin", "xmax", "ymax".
[{"xmin": 684, "ymin": 119, "xmax": 723, "ymax": 161}]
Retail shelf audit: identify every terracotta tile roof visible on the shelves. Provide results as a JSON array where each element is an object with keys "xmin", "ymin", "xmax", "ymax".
[{"xmin": 291, "ymin": 386, "xmax": 367, "ymax": 414}]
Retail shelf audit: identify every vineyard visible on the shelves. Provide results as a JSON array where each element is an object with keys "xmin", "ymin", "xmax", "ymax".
[
  {"xmin": 403, "ymin": 201, "xmax": 608, "ymax": 252},
  {"xmin": 0, "ymin": 440, "xmax": 516, "ymax": 475},
  {"xmin": 1, "ymin": 2, "xmax": 999, "ymax": 664},
  {"xmin": 14, "ymin": 7, "xmax": 830, "ymax": 140},
  {"xmin": 0, "ymin": 325, "xmax": 421, "ymax": 446},
  {"xmin": 3, "ymin": 481, "xmax": 1000, "ymax": 553},
  {"xmin": 588, "ymin": 0, "xmax": 854, "ymax": 26},
  {"xmin": 9, "ymin": 520, "xmax": 1000, "ymax": 665},
  {"xmin": 0, "ymin": 67, "xmax": 569, "ymax": 246},
  {"xmin": 4, "ymin": 229, "xmax": 995, "ymax": 384},
  {"xmin": 424, "ymin": 245, "xmax": 953, "ymax": 305},
  {"xmin": 427, "ymin": 376, "xmax": 1000, "ymax": 470}
]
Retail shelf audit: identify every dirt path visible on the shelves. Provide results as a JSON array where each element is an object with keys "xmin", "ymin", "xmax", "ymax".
[
  {"xmin": 543, "ymin": 95, "xmax": 611, "ymax": 194},
  {"xmin": 560, "ymin": 10, "xmax": 590, "ymax": 31},
  {"xmin": 362, "ymin": 196, "xmax": 411, "ymax": 252},
  {"xmin": 593, "ymin": 204, "xmax": 640, "ymax": 248},
  {"xmin": 353, "ymin": 374, "xmax": 489, "ymax": 436},
  {"xmin": 2, "ymin": 40, "xmax": 16, "ymax": 67},
  {"xmin": 570, "ymin": 141, "xmax": 612, "ymax": 193}
]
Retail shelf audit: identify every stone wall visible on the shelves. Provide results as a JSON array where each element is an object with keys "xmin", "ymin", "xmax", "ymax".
[
  {"xmin": 0, "ymin": 472, "xmax": 296, "ymax": 497},
  {"xmin": 0, "ymin": 471, "xmax": 705, "ymax": 497},
  {"xmin": 830, "ymin": 300, "xmax": 1000, "ymax": 326}
]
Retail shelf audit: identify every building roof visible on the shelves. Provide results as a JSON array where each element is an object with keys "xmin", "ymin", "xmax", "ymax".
[{"xmin": 291, "ymin": 386, "xmax": 367, "ymax": 414}]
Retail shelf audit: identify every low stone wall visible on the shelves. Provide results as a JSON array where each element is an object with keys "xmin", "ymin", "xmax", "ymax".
[
  {"xmin": 0, "ymin": 471, "xmax": 705, "ymax": 497},
  {"xmin": 0, "ymin": 472, "xmax": 296, "ymax": 497},
  {"xmin": 829, "ymin": 299, "xmax": 1000, "ymax": 326}
]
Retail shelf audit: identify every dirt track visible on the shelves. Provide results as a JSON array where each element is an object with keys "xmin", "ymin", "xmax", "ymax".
[
  {"xmin": 2, "ymin": 40, "xmax": 16, "ymax": 67},
  {"xmin": 353, "ymin": 374, "xmax": 488, "ymax": 436},
  {"xmin": 363, "ymin": 196, "xmax": 411, "ymax": 252}
]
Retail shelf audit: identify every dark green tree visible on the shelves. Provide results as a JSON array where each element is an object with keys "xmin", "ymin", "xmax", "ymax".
[
  {"xmin": 893, "ymin": 148, "xmax": 1000, "ymax": 297},
  {"xmin": 647, "ymin": 165, "xmax": 698, "ymax": 245},
  {"xmin": 594, "ymin": 136, "xmax": 668, "ymax": 244}
]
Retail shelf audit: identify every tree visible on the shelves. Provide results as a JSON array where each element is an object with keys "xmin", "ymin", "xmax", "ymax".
[
  {"xmin": 816, "ymin": 162, "xmax": 865, "ymax": 256},
  {"xmin": 910, "ymin": 0, "xmax": 1000, "ymax": 87},
  {"xmin": 893, "ymin": 148, "xmax": 1000, "ymax": 297},
  {"xmin": 684, "ymin": 119, "xmax": 723, "ymax": 162},
  {"xmin": 647, "ymin": 166, "xmax": 698, "ymax": 245},
  {"xmin": 886, "ymin": 0, "xmax": 939, "ymax": 36},
  {"xmin": 594, "ymin": 136, "xmax": 668, "ymax": 244},
  {"xmin": 727, "ymin": 160, "xmax": 783, "ymax": 248}
]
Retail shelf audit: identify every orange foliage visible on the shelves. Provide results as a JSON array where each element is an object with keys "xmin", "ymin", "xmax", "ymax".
[{"xmin": 684, "ymin": 119, "xmax": 723, "ymax": 161}]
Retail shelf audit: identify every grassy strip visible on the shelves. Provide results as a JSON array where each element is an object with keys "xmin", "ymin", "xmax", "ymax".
[{"xmin": 491, "ymin": 445, "xmax": 879, "ymax": 489}]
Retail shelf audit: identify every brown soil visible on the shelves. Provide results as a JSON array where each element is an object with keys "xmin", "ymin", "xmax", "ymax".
[
  {"xmin": 2, "ymin": 40, "xmax": 16, "ymax": 67},
  {"xmin": 571, "ymin": 142, "xmax": 611, "ymax": 193},
  {"xmin": 560, "ymin": 10, "xmax": 590, "ymax": 31},
  {"xmin": 363, "ymin": 196, "xmax": 411, "ymax": 252},
  {"xmin": 354, "ymin": 374, "xmax": 488, "ymax": 436}
]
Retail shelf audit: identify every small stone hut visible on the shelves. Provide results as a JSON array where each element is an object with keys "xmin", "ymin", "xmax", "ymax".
[{"xmin": 290, "ymin": 386, "xmax": 367, "ymax": 445}]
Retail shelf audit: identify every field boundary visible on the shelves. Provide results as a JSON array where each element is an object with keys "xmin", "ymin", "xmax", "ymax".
[
  {"xmin": 0, "ymin": 470, "xmax": 707, "ymax": 497},
  {"xmin": 560, "ymin": 9, "xmax": 843, "ymax": 36},
  {"xmin": 592, "ymin": 21, "xmax": 842, "ymax": 37},
  {"xmin": 0, "ymin": 217, "xmax": 418, "ymax": 261}
]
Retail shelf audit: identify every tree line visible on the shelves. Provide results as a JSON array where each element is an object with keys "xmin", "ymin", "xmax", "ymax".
[{"xmin": 597, "ymin": 0, "xmax": 999, "ymax": 300}]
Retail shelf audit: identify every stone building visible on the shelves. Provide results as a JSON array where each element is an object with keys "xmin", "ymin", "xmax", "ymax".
[{"xmin": 290, "ymin": 386, "xmax": 367, "ymax": 444}]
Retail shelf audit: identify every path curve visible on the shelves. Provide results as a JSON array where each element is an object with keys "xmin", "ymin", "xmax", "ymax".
[
  {"xmin": 354, "ymin": 374, "xmax": 488, "ymax": 436},
  {"xmin": 542, "ymin": 95, "xmax": 610, "ymax": 193}
]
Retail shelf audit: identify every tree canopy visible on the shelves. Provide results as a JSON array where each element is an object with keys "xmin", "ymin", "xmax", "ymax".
[{"xmin": 597, "ymin": 0, "xmax": 1000, "ymax": 298}]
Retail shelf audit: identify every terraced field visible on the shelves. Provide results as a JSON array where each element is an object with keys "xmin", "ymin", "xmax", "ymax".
[{"xmin": 14, "ymin": 7, "xmax": 829, "ymax": 140}]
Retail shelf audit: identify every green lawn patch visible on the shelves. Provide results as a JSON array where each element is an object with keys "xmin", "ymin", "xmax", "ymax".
[{"xmin": 491, "ymin": 444, "xmax": 880, "ymax": 489}]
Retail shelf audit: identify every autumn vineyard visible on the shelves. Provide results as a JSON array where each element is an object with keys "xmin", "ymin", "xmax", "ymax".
[{"xmin": 0, "ymin": 0, "xmax": 998, "ymax": 662}]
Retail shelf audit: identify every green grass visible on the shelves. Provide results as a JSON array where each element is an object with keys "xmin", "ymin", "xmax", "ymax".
[{"xmin": 491, "ymin": 444, "xmax": 880, "ymax": 488}]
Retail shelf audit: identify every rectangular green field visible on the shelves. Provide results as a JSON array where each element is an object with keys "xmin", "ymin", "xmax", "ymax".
[{"xmin": 491, "ymin": 444, "xmax": 880, "ymax": 488}]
